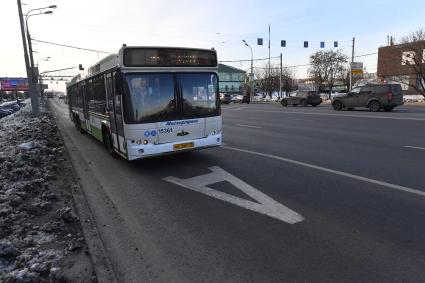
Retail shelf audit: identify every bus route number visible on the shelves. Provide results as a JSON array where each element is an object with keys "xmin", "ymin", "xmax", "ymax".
[{"xmin": 159, "ymin": 128, "xmax": 173, "ymax": 134}]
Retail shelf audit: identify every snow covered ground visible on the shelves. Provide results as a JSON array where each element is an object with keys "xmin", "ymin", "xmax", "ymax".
[{"xmin": 0, "ymin": 103, "xmax": 94, "ymax": 282}]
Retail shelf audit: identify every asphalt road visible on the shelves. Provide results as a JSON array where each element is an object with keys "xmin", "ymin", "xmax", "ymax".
[{"xmin": 50, "ymin": 99, "xmax": 425, "ymax": 282}]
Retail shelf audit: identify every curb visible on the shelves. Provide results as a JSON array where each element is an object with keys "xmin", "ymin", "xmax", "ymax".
[{"xmin": 48, "ymin": 102, "xmax": 118, "ymax": 283}]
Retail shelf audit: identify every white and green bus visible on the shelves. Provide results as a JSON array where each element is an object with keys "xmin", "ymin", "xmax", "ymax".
[{"xmin": 67, "ymin": 46, "xmax": 222, "ymax": 160}]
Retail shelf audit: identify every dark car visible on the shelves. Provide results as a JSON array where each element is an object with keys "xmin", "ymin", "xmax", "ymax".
[
  {"xmin": 3, "ymin": 102, "xmax": 21, "ymax": 111},
  {"xmin": 220, "ymin": 93, "xmax": 232, "ymax": 104},
  {"xmin": 280, "ymin": 91, "xmax": 322, "ymax": 107},
  {"xmin": 0, "ymin": 105, "xmax": 14, "ymax": 116},
  {"xmin": 0, "ymin": 108, "xmax": 11, "ymax": 118},
  {"xmin": 331, "ymin": 84, "xmax": 403, "ymax": 112}
]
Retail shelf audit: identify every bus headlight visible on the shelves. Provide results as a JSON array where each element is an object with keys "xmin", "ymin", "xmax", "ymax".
[{"xmin": 143, "ymin": 140, "xmax": 149, "ymax": 145}]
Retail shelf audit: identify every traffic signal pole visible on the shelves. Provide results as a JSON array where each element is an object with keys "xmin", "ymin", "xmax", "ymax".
[{"xmin": 349, "ymin": 37, "xmax": 355, "ymax": 91}]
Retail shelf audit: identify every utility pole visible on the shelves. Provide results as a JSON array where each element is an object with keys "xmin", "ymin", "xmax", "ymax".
[
  {"xmin": 279, "ymin": 53, "xmax": 282, "ymax": 98},
  {"xmin": 17, "ymin": 0, "xmax": 39, "ymax": 113},
  {"xmin": 268, "ymin": 24, "xmax": 271, "ymax": 80},
  {"xmin": 349, "ymin": 37, "xmax": 355, "ymax": 91}
]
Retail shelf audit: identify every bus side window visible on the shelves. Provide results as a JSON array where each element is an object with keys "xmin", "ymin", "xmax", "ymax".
[{"xmin": 105, "ymin": 74, "xmax": 113, "ymax": 111}]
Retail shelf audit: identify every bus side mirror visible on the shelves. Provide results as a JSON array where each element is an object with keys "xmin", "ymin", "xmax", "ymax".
[{"xmin": 115, "ymin": 71, "xmax": 123, "ymax": 94}]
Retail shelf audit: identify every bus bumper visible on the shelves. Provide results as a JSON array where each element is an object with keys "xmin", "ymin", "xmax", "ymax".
[{"xmin": 127, "ymin": 134, "xmax": 222, "ymax": 160}]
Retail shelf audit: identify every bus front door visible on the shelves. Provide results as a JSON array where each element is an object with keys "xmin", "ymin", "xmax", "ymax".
[
  {"xmin": 110, "ymin": 72, "xmax": 126, "ymax": 156},
  {"xmin": 81, "ymin": 83, "xmax": 90, "ymax": 132}
]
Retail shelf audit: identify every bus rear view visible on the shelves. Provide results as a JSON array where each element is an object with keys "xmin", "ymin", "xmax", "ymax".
[{"xmin": 67, "ymin": 46, "xmax": 222, "ymax": 160}]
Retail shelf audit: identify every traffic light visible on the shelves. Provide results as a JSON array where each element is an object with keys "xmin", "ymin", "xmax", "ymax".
[
  {"xmin": 320, "ymin": 42, "xmax": 325, "ymax": 48},
  {"xmin": 79, "ymin": 64, "xmax": 84, "ymax": 70},
  {"xmin": 334, "ymin": 41, "xmax": 338, "ymax": 47},
  {"xmin": 281, "ymin": 40, "xmax": 286, "ymax": 47},
  {"xmin": 304, "ymin": 41, "xmax": 308, "ymax": 48},
  {"xmin": 257, "ymin": 38, "xmax": 263, "ymax": 45}
]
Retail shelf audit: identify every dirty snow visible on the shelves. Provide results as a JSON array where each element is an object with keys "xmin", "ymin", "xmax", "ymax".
[{"xmin": 0, "ymin": 103, "xmax": 95, "ymax": 282}]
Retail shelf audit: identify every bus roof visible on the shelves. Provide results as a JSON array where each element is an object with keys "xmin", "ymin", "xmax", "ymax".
[{"xmin": 68, "ymin": 46, "xmax": 217, "ymax": 87}]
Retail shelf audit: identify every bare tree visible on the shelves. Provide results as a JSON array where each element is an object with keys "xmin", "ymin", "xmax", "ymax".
[
  {"xmin": 394, "ymin": 28, "xmax": 425, "ymax": 97},
  {"xmin": 308, "ymin": 50, "xmax": 348, "ymax": 99},
  {"xmin": 281, "ymin": 67, "xmax": 295, "ymax": 97},
  {"xmin": 254, "ymin": 63, "xmax": 281, "ymax": 98},
  {"xmin": 400, "ymin": 28, "xmax": 425, "ymax": 43}
]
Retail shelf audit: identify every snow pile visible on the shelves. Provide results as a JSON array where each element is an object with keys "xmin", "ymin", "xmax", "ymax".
[{"xmin": 0, "ymin": 107, "xmax": 91, "ymax": 282}]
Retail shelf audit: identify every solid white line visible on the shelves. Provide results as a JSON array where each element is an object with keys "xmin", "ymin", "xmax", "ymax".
[
  {"xmin": 404, "ymin": 145, "xmax": 425, "ymax": 151},
  {"xmin": 236, "ymin": 124, "xmax": 262, "ymax": 129},
  {"xmin": 221, "ymin": 145, "xmax": 425, "ymax": 198},
  {"xmin": 245, "ymin": 109, "xmax": 425, "ymax": 121}
]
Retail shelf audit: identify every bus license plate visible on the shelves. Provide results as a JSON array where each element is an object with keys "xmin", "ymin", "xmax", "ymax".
[{"xmin": 173, "ymin": 142, "xmax": 194, "ymax": 151}]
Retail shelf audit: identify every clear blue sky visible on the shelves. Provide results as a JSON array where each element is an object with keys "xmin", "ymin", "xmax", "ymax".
[{"xmin": 1, "ymin": 0, "xmax": 423, "ymax": 91}]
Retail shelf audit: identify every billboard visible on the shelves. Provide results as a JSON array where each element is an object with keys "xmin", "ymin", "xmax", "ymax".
[{"xmin": 0, "ymin": 78, "xmax": 29, "ymax": 91}]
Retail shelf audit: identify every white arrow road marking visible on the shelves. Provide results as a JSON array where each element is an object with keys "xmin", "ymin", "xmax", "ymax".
[{"xmin": 163, "ymin": 166, "xmax": 304, "ymax": 224}]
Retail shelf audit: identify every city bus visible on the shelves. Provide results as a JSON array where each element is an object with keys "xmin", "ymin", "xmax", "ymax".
[{"xmin": 66, "ymin": 46, "xmax": 222, "ymax": 160}]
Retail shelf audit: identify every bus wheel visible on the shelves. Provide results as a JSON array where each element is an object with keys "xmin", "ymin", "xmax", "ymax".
[
  {"xmin": 102, "ymin": 129, "xmax": 116, "ymax": 157},
  {"xmin": 75, "ymin": 117, "xmax": 84, "ymax": 133}
]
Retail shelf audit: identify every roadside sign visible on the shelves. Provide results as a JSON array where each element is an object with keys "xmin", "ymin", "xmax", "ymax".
[{"xmin": 350, "ymin": 62, "xmax": 363, "ymax": 76}]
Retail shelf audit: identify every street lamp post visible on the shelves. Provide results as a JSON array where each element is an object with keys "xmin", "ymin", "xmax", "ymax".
[
  {"xmin": 24, "ymin": 5, "xmax": 56, "ymax": 112},
  {"xmin": 37, "ymin": 57, "xmax": 50, "ymax": 67},
  {"xmin": 242, "ymin": 40, "xmax": 254, "ymax": 102},
  {"xmin": 17, "ymin": 0, "xmax": 38, "ymax": 113},
  {"xmin": 36, "ymin": 57, "xmax": 50, "ymax": 97}
]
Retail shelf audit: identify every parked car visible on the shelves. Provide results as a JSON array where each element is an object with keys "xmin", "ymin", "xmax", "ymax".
[
  {"xmin": 58, "ymin": 93, "xmax": 66, "ymax": 99},
  {"xmin": 220, "ymin": 93, "xmax": 232, "ymax": 104},
  {"xmin": 0, "ymin": 108, "xmax": 11, "ymax": 118},
  {"xmin": 280, "ymin": 91, "xmax": 322, "ymax": 107},
  {"xmin": 0, "ymin": 102, "xmax": 19, "ymax": 117},
  {"xmin": 331, "ymin": 84, "xmax": 404, "ymax": 112},
  {"xmin": 231, "ymin": 94, "xmax": 244, "ymax": 103}
]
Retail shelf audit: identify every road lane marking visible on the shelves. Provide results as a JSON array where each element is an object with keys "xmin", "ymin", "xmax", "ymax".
[
  {"xmin": 244, "ymin": 110, "xmax": 425, "ymax": 121},
  {"xmin": 163, "ymin": 166, "xmax": 304, "ymax": 224},
  {"xmin": 236, "ymin": 124, "xmax": 262, "ymax": 129},
  {"xmin": 221, "ymin": 145, "xmax": 425, "ymax": 198},
  {"xmin": 404, "ymin": 145, "xmax": 425, "ymax": 151}
]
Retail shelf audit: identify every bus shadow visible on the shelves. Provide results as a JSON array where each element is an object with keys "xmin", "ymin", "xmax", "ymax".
[{"xmin": 129, "ymin": 150, "xmax": 220, "ymax": 175}]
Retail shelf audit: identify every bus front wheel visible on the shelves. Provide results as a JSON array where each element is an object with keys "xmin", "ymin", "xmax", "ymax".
[{"xmin": 102, "ymin": 128, "xmax": 117, "ymax": 157}]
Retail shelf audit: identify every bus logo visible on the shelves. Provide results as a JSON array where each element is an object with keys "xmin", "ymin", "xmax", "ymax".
[
  {"xmin": 165, "ymin": 119, "xmax": 198, "ymax": 126},
  {"xmin": 177, "ymin": 130, "xmax": 189, "ymax": 136}
]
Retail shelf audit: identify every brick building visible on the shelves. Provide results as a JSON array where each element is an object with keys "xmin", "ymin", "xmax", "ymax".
[{"xmin": 377, "ymin": 40, "xmax": 425, "ymax": 95}]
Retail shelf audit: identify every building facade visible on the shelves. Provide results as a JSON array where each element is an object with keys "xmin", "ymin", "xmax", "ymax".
[
  {"xmin": 218, "ymin": 64, "xmax": 246, "ymax": 93},
  {"xmin": 377, "ymin": 41, "xmax": 425, "ymax": 95}
]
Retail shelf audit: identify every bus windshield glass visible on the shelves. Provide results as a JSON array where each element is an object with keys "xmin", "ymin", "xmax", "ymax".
[
  {"xmin": 178, "ymin": 73, "xmax": 218, "ymax": 119},
  {"xmin": 124, "ymin": 73, "xmax": 178, "ymax": 123},
  {"xmin": 123, "ymin": 73, "xmax": 218, "ymax": 123}
]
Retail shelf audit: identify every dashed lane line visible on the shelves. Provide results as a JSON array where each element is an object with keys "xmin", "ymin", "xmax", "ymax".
[
  {"xmin": 236, "ymin": 124, "xmax": 262, "ymax": 129},
  {"xmin": 239, "ymin": 109, "xmax": 425, "ymax": 121}
]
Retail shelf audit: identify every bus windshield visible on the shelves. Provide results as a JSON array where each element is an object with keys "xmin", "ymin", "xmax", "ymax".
[
  {"xmin": 177, "ymin": 73, "xmax": 218, "ymax": 119},
  {"xmin": 124, "ymin": 73, "xmax": 178, "ymax": 123},
  {"xmin": 123, "ymin": 73, "xmax": 218, "ymax": 123}
]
